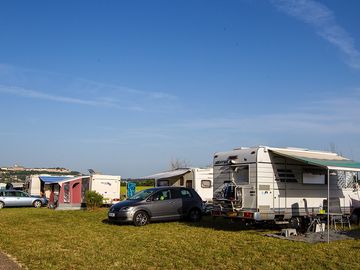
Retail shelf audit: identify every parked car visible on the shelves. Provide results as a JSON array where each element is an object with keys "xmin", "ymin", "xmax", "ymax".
[
  {"xmin": 0, "ymin": 190, "xmax": 47, "ymax": 209},
  {"xmin": 108, "ymin": 186, "xmax": 203, "ymax": 226}
]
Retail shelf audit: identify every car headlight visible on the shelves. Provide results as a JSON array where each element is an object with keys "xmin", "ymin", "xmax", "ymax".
[{"xmin": 120, "ymin": 206, "xmax": 133, "ymax": 211}]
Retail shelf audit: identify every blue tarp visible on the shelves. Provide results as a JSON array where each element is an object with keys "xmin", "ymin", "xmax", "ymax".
[
  {"xmin": 127, "ymin": 182, "xmax": 136, "ymax": 198},
  {"xmin": 39, "ymin": 176, "xmax": 73, "ymax": 184}
]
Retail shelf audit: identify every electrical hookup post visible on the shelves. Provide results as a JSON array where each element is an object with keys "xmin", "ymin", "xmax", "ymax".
[{"xmin": 127, "ymin": 182, "xmax": 136, "ymax": 198}]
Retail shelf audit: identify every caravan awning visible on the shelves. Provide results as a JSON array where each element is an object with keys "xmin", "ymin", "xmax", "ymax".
[
  {"xmin": 269, "ymin": 149, "xmax": 360, "ymax": 171},
  {"xmin": 142, "ymin": 168, "xmax": 192, "ymax": 180},
  {"xmin": 39, "ymin": 176, "xmax": 73, "ymax": 184}
]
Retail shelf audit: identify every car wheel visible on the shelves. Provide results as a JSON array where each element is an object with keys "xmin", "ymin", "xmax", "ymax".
[
  {"xmin": 33, "ymin": 200, "xmax": 42, "ymax": 208},
  {"xmin": 0, "ymin": 201, "xmax": 4, "ymax": 209},
  {"xmin": 133, "ymin": 211, "xmax": 149, "ymax": 226},
  {"xmin": 188, "ymin": 208, "xmax": 202, "ymax": 222}
]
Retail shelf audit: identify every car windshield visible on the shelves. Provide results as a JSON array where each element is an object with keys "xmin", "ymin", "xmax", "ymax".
[{"xmin": 128, "ymin": 188, "xmax": 156, "ymax": 200}]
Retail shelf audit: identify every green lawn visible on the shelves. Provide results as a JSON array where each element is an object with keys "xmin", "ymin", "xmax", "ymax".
[{"xmin": 0, "ymin": 208, "xmax": 359, "ymax": 269}]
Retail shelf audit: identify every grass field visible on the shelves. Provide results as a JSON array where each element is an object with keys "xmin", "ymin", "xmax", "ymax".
[{"xmin": 0, "ymin": 208, "xmax": 359, "ymax": 270}]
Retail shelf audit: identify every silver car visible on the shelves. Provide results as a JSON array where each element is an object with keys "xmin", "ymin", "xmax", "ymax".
[
  {"xmin": 108, "ymin": 187, "xmax": 203, "ymax": 226},
  {"xmin": 0, "ymin": 190, "xmax": 47, "ymax": 209}
]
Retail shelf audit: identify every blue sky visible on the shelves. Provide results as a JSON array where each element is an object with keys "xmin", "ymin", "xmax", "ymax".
[{"xmin": 1, "ymin": 0, "xmax": 360, "ymax": 177}]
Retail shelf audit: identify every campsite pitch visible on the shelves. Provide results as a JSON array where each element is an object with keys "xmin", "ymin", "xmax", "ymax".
[{"xmin": 0, "ymin": 208, "xmax": 359, "ymax": 269}]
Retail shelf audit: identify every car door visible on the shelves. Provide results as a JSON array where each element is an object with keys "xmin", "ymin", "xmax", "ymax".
[
  {"xmin": 178, "ymin": 188, "xmax": 197, "ymax": 215},
  {"xmin": 18, "ymin": 191, "xmax": 34, "ymax": 206},
  {"xmin": 0, "ymin": 191, "xmax": 7, "ymax": 205},
  {"xmin": 13, "ymin": 191, "xmax": 27, "ymax": 207},
  {"xmin": 4, "ymin": 191, "xmax": 18, "ymax": 206},
  {"xmin": 149, "ymin": 189, "xmax": 182, "ymax": 220}
]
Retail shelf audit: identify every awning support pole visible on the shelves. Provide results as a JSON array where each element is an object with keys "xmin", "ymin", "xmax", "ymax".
[{"xmin": 327, "ymin": 169, "xmax": 330, "ymax": 244}]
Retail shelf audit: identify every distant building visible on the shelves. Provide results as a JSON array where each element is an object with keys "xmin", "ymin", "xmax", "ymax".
[{"xmin": 0, "ymin": 165, "xmax": 71, "ymax": 174}]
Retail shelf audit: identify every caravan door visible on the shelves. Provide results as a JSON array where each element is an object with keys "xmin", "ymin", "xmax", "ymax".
[{"xmin": 273, "ymin": 187, "xmax": 286, "ymax": 216}]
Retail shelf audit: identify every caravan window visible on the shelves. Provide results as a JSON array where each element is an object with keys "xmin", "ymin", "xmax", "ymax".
[
  {"xmin": 303, "ymin": 169, "xmax": 326, "ymax": 185},
  {"xmin": 233, "ymin": 165, "xmax": 249, "ymax": 184},
  {"xmin": 201, "ymin": 180, "xmax": 212, "ymax": 188},
  {"xmin": 63, "ymin": 183, "xmax": 70, "ymax": 203},
  {"xmin": 276, "ymin": 169, "xmax": 298, "ymax": 183}
]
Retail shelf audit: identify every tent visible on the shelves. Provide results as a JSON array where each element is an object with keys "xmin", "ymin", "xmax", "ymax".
[{"xmin": 39, "ymin": 176, "xmax": 90, "ymax": 210}]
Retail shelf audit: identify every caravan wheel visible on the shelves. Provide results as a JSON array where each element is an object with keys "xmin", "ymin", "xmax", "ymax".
[
  {"xmin": 289, "ymin": 217, "xmax": 303, "ymax": 230},
  {"xmin": 0, "ymin": 201, "xmax": 4, "ymax": 209}
]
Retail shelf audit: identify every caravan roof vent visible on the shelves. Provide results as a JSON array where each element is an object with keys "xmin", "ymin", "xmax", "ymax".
[{"xmin": 233, "ymin": 147, "xmax": 249, "ymax": 150}]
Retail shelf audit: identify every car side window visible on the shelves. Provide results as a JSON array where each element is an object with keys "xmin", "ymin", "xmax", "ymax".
[
  {"xmin": 152, "ymin": 190, "xmax": 171, "ymax": 201},
  {"xmin": 5, "ymin": 191, "xmax": 16, "ymax": 197},
  {"xmin": 15, "ymin": 191, "xmax": 24, "ymax": 197},
  {"xmin": 180, "ymin": 189, "xmax": 193, "ymax": 199},
  {"xmin": 14, "ymin": 191, "xmax": 26, "ymax": 197}
]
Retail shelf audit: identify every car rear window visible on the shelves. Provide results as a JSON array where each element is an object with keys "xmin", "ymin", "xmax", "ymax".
[{"xmin": 180, "ymin": 189, "xmax": 193, "ymax": 198}]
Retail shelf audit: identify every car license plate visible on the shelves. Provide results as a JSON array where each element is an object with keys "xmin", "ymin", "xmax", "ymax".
[{"xmin": 108, "ymin": 213, "xmax": 115, "ymax": 217}]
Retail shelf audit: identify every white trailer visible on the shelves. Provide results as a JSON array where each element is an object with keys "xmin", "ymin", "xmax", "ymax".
[
  {"xmin": 25, "ymin": 174, "xmax": 74, "ymax": 198},
  {"xmin": 212, "ymin": 146, "xmax": 360, "ymax": 226},
  {"xmin": 89, "ymin": 174, "xmax": 121, "ymax": 204},
  {"xmin": 25, "ymin": 175, "xmax": 41, "ymax": 196},
  {"xmin": 145, "ymin": 167, "xmax": 213, "ymax": 202}
]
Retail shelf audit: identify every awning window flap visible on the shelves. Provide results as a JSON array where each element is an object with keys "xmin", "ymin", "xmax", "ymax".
[
  {"xmin": 269, "ymin": 149, "xmax": 360, "ymax": 171},
  {"xmin": 141, "ymin": 168, "xmax": 191, "ymax": 180}
]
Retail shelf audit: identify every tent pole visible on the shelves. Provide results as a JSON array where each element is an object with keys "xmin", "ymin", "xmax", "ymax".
[{"xmin": 327, "ymin": 169, "xmax": 330, "ymax": 244}]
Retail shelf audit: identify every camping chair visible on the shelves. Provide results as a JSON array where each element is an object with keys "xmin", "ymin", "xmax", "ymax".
[
  {"xmin": 327, "ymin": 198, "xmax": 351, "ymax": 230},
  {"xmin": 303, "ymin": 199, "xmax": 324, "ymax": 234}
]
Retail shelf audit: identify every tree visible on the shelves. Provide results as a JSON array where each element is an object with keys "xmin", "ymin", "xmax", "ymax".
[{"xmin": 170, "ymin": 158, "xmax": 191, "ymax": 170}]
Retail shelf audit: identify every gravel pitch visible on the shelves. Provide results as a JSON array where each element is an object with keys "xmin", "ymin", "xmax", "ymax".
[
  {"xmin": 0, "ymin": 252, "xmax": 21, "ymax": 270},
  {"xmin": 265, "ymin": 229, "xmax": 360, "ymax": 243}
]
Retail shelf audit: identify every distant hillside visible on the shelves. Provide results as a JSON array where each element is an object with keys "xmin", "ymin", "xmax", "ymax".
[{"xmin": 0, "ymin": 169, "xmax": 81, "ymax": 182}]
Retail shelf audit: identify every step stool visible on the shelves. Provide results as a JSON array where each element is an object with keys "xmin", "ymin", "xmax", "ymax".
[{"xmin": 281, "ymin": 228, "xmax": 297, "ymax": 237}]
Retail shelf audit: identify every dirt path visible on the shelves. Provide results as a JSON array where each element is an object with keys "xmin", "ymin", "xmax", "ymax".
[{"xmin": 0, "ymin": 251, "xmax": 22, "ymax": 270}]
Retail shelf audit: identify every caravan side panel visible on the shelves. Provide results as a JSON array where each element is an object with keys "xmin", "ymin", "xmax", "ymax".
[
  {"xmin": 90, "ymin": 175, "xmax": 121, "ymax": 204},
  {"xmin": 193, "ymin": 168, "xmax": 213, "ymax": 202}
]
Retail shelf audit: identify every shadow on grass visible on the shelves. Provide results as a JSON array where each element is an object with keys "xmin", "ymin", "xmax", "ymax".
[
  {"xmin": 101, "ymin": 215, "xmax": 283, "ymax": 231},
  {"xmin": 101, "ymin": 218, "xmax": 182, "ymax": 227},
  {"xmin": 181, "ymin": 215, "xmax": 282, "ymax": 232},
  {"xmin": 101, "ymin": 219, "xmax": 132, "ymax": 226}
]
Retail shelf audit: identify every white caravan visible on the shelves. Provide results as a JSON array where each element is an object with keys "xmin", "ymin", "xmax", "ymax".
[
  {"xmin": 25, "ymin": 174, "xmax": 73, "ymax": 197},
  {"xmin": 26, "ymin": 173, "xmax": 121, "ymax": 204},
  {"xmin": 25, "ymin": 175, "xmax": 44, "ymax": 196},
  {"xmin": 212, "ymin": 146, "xmax": 360, "ymax": 225},
  {"xmin": 89, "ymin": 174, "xmax": 121, "ymax": 204},
  {"xmin": 145, "ymin": 167, "xmax": 213, "ymax": 202}
]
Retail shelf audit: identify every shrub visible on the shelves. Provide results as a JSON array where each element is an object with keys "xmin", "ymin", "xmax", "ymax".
[{"xmin": 85, "ymin": 191, "xmax": 103, "ymax": 210}]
